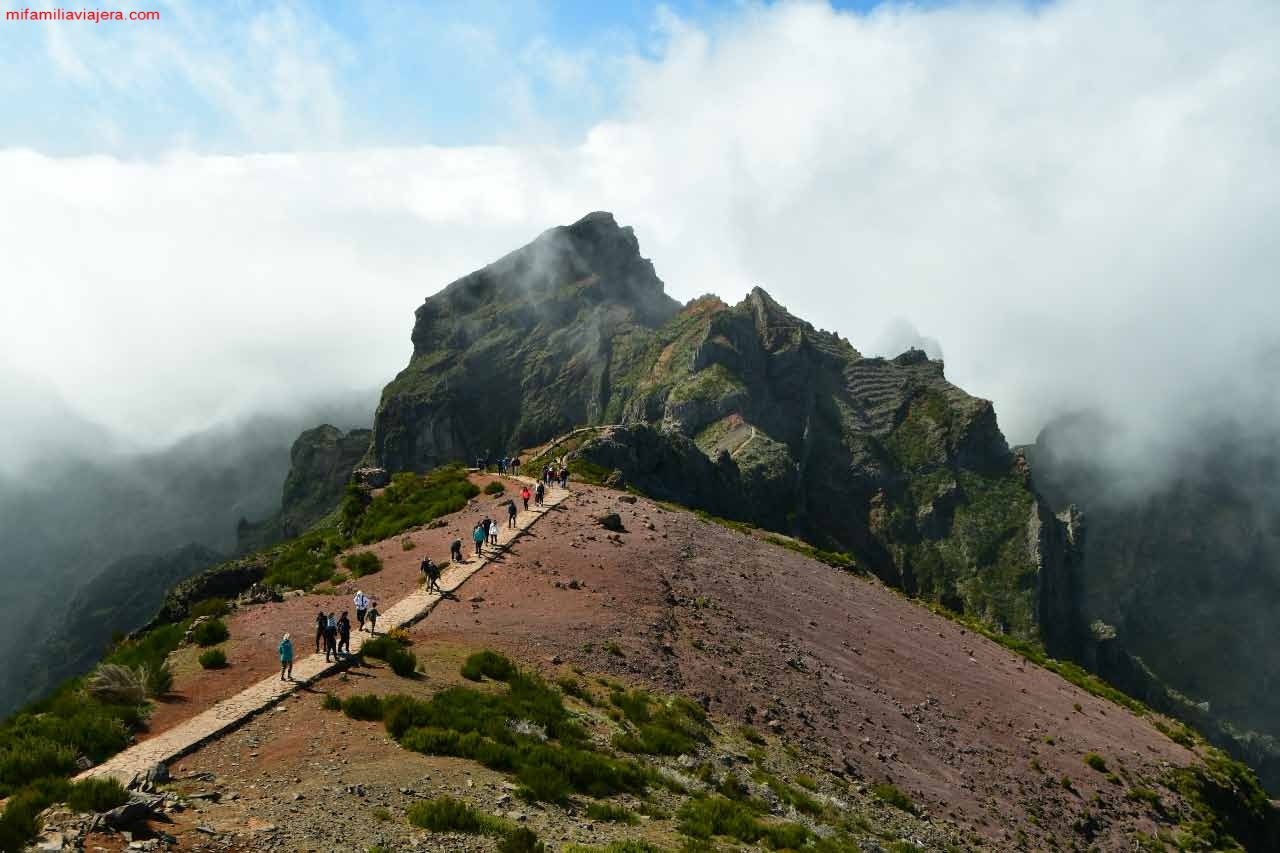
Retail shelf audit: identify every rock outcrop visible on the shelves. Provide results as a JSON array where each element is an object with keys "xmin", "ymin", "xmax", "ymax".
[
  {"xmin": 374, "ymin": 212, "xmax": 1076, "ymax": 647},
  {"xmin": 237, "ymin": 424, "xmax": 371, "ymax": 550},
  {"xmin": 1026, "ymin": 412, "xmax": 1280, "ymax": 788}
]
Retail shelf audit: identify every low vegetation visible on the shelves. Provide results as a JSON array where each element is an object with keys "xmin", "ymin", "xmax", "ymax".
[
  {"xmin": 198, "ymin": 647, "xmax": 228, "ymax": 669},
  {"xmin": 484, "ymin": 480, "xmax": 506, "ymax": 496},
  {"xmin": 342, "ymin": 551, "xmax": 383, "ymax": 578},
  {"xmin": 870, "ymin": 782, "xmax": 916, "ymax": 814},
  {"xmin": 347, "ymin": 466, "xmax": 479, "ymax": 545},
  {"xmin": 191, "ymin": 618, "xmax": 229, "ymax": 647}
]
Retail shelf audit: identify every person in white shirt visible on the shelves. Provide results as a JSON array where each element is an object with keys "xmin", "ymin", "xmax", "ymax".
[{"xmin": 354, "ymin": 590, "xmax": 370, "ymax": 631}]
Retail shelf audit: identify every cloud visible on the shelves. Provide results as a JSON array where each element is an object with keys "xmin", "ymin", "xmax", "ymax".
[{"xmin": 1, "ymin": 0, "xmax": 1278, "ymax": 478}]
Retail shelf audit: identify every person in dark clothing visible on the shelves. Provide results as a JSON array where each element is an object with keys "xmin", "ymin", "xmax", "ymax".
[
  {"xmin": 535, "ymin": 481, "xmax": 545, "ymax": 506},
  {"xmin": 324, "ymin": 612, "xmax": 338, "ymax": 662},
  {"xmin": 507, "ymin": 499, "xmax": 518, "ymax": 528},
  {"xmin": 337, "ymin": 612, "xmax": 351, "ymax": 655},
  {"xmin": 314, "ymin": 610, "xmax": 327, "ymax": 653},
  {"xmin": 559, "ymin": 467, "xmax": 569, "ymax": 488},
  {"xmin": 511, "ymin": 456, "xmax": 521, "ymax": 475},
  {"xmin": 421, "ymin": 556, "xmax": 442, "ymax": 593},
  {"xmin": 450, "ymin": 538, "xmax": 464, "ymax": 563},
  {"xmin": 367, "ymin": 600, "xmax": 380, "ymax": 634}
]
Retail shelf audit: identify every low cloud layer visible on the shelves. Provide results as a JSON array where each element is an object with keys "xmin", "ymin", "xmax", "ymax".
[{"xmin": 2, "ymin": 1, "xmax": 1277, "ymax": 477}]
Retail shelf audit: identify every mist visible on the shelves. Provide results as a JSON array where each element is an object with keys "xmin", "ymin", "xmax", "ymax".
[{"xmin": 2, "ymin": 0, "xmax": 1278, "ymax": 488}]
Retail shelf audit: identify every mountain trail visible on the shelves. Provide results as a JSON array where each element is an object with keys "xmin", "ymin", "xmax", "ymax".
[{"xmin": 77, "ymin": 476, "xmax": 569, "ymax": 787}]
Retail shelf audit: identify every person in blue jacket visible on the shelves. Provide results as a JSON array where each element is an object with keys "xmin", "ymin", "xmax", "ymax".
[{"xmin": 278, "ymin": 633, "xmax": 294, "ymax": 681}]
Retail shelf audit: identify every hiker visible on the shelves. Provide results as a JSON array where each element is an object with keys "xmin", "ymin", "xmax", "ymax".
[
  {"xmin": 324, "ymin": 612, "xmax": 338, "ymax": 662},
  {"xmin": 560, "ymin": 467, "xmax": 569, "ymax": 489},
  {"xmin": 421, "ymin": 556, "xmax": 442, "ymax": 593},
  {"xmin": 535, "ymin": 481, "xmax": 545, "ymax": 506},
  {"xmin": 337, "ymin": 612, "xmax": 351, "ymax": 655},
  {"xmin": 279, "ymin": 633, "xmax": 294, "ymax": 681},
  {"xmin": 489, "ymin": 519, "xmax": 499, "ymax": 545},
  {"xmin": 354, "ymin": 590, "xmax": 370, "ymax": 631},
  {"xmin": 314, "ymin": 610, "xmax": 327, "ymax": 653},
  {"xmin": 473, "ymin": 523, "xmax": 486, "ymax": 556},
  {"xmin": 367, "ymin": 600, "xmax": 380, "ymax": 634},
  {"xmin": 521, "ymin": 485, "xmax": 531, "ymax": 511},
  {"xmin": 507, "ymin": 499, "xmax": 518, "ymax": 528},
  {"xmin": 500, "ymin": 456, "xmax": 508, "ymax": 475},
  {"xmin": 450, "ymin": 537, "xmax": 464, "ymax": 563},
  {"xmin": 511, "ymin": 456, "xmax": 521, "ymax": 475}
]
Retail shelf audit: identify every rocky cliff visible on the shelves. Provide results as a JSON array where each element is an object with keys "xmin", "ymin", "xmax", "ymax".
[
  {"xmin": 374, "ymin": 213, "xmax": 1076, "ymax": 649},
  {"xmin": 236, "ymin": 424, "xmax": 371, "ymax": 551},
  {"xmin": 1027, "ymin": 413, "xmax": 1280, "ymax": 788}
]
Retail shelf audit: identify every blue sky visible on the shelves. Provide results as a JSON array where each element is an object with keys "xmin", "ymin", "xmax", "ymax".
[{"xmin": 0, "ymin": 0, "xmax": 1006, "ymax": 156}]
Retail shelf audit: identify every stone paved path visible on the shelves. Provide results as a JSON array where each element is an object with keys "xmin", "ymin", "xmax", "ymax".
[{"xmin": 79, "ymin": 479, "xmax": 568, "ymax": 786}]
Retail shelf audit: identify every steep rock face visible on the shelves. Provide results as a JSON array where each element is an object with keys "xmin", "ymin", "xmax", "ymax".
[
  {"xmin": 372, "ymin": 212, "xmax": 1073, "ymax": 646},
  {"xmin": 373, "ymin": 212, "xmax": 680, "ymax": 472},
  {"xmin": 237, "ymin": 424, "xmax": 371, "ymax": 550},
  {"xmin": 1027, "ymin": 413, "xmax": 1280, "ymax": 784}
]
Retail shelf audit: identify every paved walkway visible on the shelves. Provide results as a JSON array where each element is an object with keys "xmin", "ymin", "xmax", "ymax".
[{"xmin": 79, "ymin": 479, "xmax": 568, "ymax": 786}]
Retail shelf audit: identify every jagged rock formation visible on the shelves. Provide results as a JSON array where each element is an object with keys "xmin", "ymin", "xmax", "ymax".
[
  {"xmin": 1027, "ymin": 413, "xmax": 1280, "ymax": 787},
  {"xmin": 374, "ymin": 212, "xmax": 1074, "ymax": 646},
  {"xmin": 237, "ymin": 424, "xmax": 371, "ymax": 550}
]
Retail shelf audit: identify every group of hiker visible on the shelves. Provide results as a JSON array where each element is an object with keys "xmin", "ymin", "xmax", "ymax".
[
  {"xmin": 277, "ymin": 467, "xmax": 568, "ymax": 681},
  {"xmin": 475, "ymin": 453, "xmax": 522, "ymax": 475}
]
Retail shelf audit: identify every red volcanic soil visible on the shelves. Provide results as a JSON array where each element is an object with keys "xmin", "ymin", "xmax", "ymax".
[
  {"xmin": 415, "ymin": 484, "xmax": 1196, "ymax": 848},
  {"xmin": 144, "ymin": 475, "xmax": 517, "ymax": 738}
]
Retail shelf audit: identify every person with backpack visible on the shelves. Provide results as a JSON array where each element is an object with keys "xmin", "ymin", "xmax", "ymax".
[
  {"xmin": 278, "ymin": 633, "xmax": 294, "ymax": 681},
  {"xmin": 489, "ymin": 518, "xmax": 499, "ymax": 545},
  {"xmin": 337, "ymin": 612, "xmax": 351, "ymax": 655},
  {"xmin": 324, "ymin": 612, "xmax": 338, "ymax": 662},
  {"xmin": 521, "ymin": 485, "xmax": 531, "ymax": 511},
  {"xmin": 535, "ymin": 481, "xmax": 545, "ymax": 506},
  {"xmin": 421, "ymin": 556, "xmax": 442, "ymax": 593},
  {"xmin": 511, "ymin": 456, "xmax": 521, "ymax": 475},
  {"xmin": 473, "ymin": 522, "xmax": 486, "ymax": 557},
  {"xmin": 450, "ymin": 537, "xmax": 463, "ymax": 563},
  {"xmin": 367, "ymin": 600, "xmax": 380, "ymax": 634},
  {"xmin": 354, "ymin": 590, "xmax": 370, "ymax": 632},
  {"xmin": 314, "ymin": 610, "xmax": 327, "ymax": 653},
  {"xmin": 560, "ymin": 467, "xmax": 569, "ymax": 489},
  {"xmin": 507, "ymin": 499, "xmax": 518, "ymax": 528}
]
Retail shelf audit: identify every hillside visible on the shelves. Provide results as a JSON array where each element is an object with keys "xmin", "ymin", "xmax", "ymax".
[
  {"xmin": 38, "ymin": 478, "xmax": 1274, "ymax": 852},
  {"xmin": 373, "ymin": 213, "xmax": 1078, "ymax": 661}
]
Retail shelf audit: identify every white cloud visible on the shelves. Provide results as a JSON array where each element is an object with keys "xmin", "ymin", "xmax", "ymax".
[{"xmin": 2, "ymin": 0, "xmax": 1278, "ymax": 475}]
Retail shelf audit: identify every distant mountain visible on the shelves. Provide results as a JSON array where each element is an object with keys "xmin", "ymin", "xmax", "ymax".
[
  {"xmin": 372, "ymin": 212, "xmax": 1078, "ymax": 651},
  {"xmin": 0, "ymin": 394, "xmax": 375, "ymax": 715}
]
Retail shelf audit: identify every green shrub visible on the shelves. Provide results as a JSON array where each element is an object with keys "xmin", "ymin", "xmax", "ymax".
[
  {"xmin": 321, "ymin": 693, "xmax": 342, "ymax": 711},
  {"xmin": 146, "ymin": 663, "xmax": 174, "ymax": 697},
  {"xmin": 1083, "ymin": 753, "xmax": 1108, "ymax": 772},
  {"xmin": 262, "ymin": 528, "xmax": 345, "ymax": 590},
  {"xmin": 0, "ymin": 777, "xmax": 71, "ymax": 851},
  {"xmin": 360, "ymin": 635, "xmax": 398, "ymax": 661},
  {"xmin": 350, "ymin": 466, "xmax": 480, "ymax": 545},
  {"xmin": 342, "ymin": 694, "xmax": 385, "ymax": 721},
  {"xmin": 0, "ymin": 736, "xmax": 77, "ymax": 793},
  {"xmin": 198, "ymin": 648, "xmax": 227, "ymax": 669},
  {"xmin": 517, "ymin": 762, "xmax": 572, "ymax": 803},
  {"xmin": 870, "ymin": 782, "xmax": 916, "ymax": 814},
  {"xmin": 610, "ymin": 692, "xmax": 706, "ymax": 756},
  {"xmin": 586, "ymin": 802, "xmax": 638, "ymax": 824},
  {"xmin": 401, "ymin": 537, "xmax": 416, "ymax": 551},
  {"xmin": 557, "ymin": 677, "xmax": 594, "ymax": 705},
  {"xmin": 499, "ymin": 827, "xmax": 546, "ymax": 853},
  {"xmin": 343, "ymin": 551, "xmax": 382, "ymax": 578},
  {"xmin": 387, "ymin": 647, "xmax": 418, "ymax": 678},
  {"xmin": 485, "ymin": 481, "xmax": 506, "ymax": 496},
  {"xmin": 677, "ymin": 795, "xmax": 809, "ymax": 848},
  {"xmin": 192, "ymin": 619, "xmax": 229, "ymax": 647},
  {"xmin": 406, "ymin": 796, "xmax": 506, "ymax": 835},
  {"xmin": 754, "ymin": 771, "xmax": 824, "ymax": 817},
  {"xmin": 1127, "ymin": 787, "xmax": 1164, "ymax": 810},
  {"xmin": 66, "ymin": 777, "xmax": 129, "ymax": 813},
  {"xmin": 189, "ymin": 597, "xmax": 229, "ymax": 619},
  {"xmin": 461, "ymin": 650, "xmax": 518, "ymax": 682},
  {"xmin": 740, "ymin": 726, "xmax": 765, "ymax": 745}
]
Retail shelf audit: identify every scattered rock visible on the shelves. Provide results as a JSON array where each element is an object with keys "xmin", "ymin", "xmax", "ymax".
[{"xmin": 596, "ymin": 513, "xmax": 626, "ymax": 532}]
